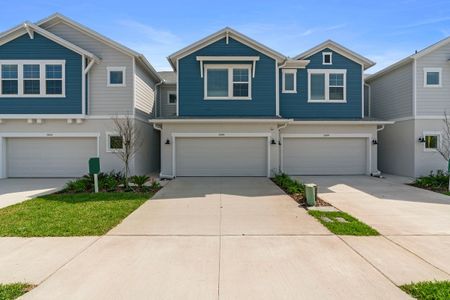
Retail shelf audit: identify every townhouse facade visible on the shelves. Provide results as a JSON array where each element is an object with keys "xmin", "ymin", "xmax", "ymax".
[
  {"xmin": 366, "ymin": 37, "xmax": 450, "ymax": 177},
  {"xmin": 0, "ymin": 14, "xmax": 160, "ymax": 178}
]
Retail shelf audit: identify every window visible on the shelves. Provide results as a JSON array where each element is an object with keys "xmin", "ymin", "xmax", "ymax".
[
  {"xmin": 282, "ymin": 69, "xmax": 297, "ymax": 93},
  {"xmin": 0, "ymin": 60, "xmax": 65, "ymax": 97},
  {"xmin": 308, "ymin": 69, "xmax": 346, "ymax": 103},
  {"xmin": 423, "ymin": 133, "xmax": 440, "ymax": 151},
  {"xmin": 323, "ymin": 52, "xmax": 332, "ymax": 65},
  {"xmin": 106, "ymin": 133, "xmax": 124, "ymax": 152},
  {"xmin": 107, "ymin": 67, "xmax": 126, "ymax": 87},
  {"xmin": 204, "ymin": 64, "xmax": 251, "ymax": 99},
  {"xmin": 168, "ymin": 92, "xmax": 177, "ymax": 105},
  {"xmin": 1, "ymin": 64, "xmax": 18, "ymax": 95},
  {"xmin": 424, "ymin": 68, "xmax": 442, "ymax": 87}
]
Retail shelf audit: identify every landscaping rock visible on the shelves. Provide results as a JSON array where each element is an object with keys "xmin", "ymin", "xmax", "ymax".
[
  {"xmin": 320, "ymin": 217, "xmax": 333, "ymax": 223},
  {"xmin": 335, "ymin": 217, "xmax": 349, "ymax": 223},
  {"xmin": 307, "ymin": 206, "xmax": 339, "ymax": 212}
]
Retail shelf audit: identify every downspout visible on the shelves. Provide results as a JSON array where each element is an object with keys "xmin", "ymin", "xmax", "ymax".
[
  {"xmin": 371, "ymin": 124, "xmax": 386, "ymax": 178},
  {"xmin": 277, "ymin": 121, "xmax": 290, "ymax": 174},
  {"xmin": 154, "ymin": 80, "xmax": 164, "ymax": 118},
  {"xmin": 276, "ymin": 59, "xmax": 289, "ymax": 118}
]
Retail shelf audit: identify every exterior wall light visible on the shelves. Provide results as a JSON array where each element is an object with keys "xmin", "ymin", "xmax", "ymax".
[
  {"xmin": 165, "ymin": 139, "xmax": 171, "ymax": 145},
  {"xmin": 372, "ymin": 140, "xmax": 378, "ymax": 145},
  {"xmin": 418, "ymin": 137, "xmax": 425, "ymax": 143},
  {"xmin": 271, "ymin": 139, "xmax": 277, "ymax": 145}
]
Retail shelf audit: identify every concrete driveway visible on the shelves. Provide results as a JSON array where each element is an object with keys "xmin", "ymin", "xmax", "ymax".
[
  {"xmin": 0, "ymin": 178, "xmax": 68, "ymax": 209},
  {"xmin": 17, "ymin": 177, "xmax": 431, "ymax": 299}
]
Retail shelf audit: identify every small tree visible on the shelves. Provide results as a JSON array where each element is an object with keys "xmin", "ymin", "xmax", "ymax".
[
  {"xmin": 112, "ymin": 115, "xmax": 143, "ymax": 188},
  {"xmin": 437, "ymin": 112, "xmax": 450, "ymax": 191}
]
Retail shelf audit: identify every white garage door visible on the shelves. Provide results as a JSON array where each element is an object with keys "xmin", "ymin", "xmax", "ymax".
[
  {"xmin": 7, "ymin": 137, "xmax": 97, "ymax": 177},
  {"xmin": 283, "ymin": 138, "xmax": 367, "ymax": 175},
  {"xmin": 175, "ymin": 137, "xmax": 267, "ymax": 176}
]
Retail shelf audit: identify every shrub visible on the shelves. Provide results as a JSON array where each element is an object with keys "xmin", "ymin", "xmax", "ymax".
[
  {"xmin": 130, "ymin": 175, "xmax": 150, "ymax": 189},
  {"xmin": 273, "ymin": 173, "xmax": 304, "ymax": 195},
  {"xmin": 414, "ymin": 170, "xmax": 449, "ymax": 190},
  {"xmin": 150, "ymin": 180, "xmax": 161, "ymax": 191},
  {"xmin": 99, "ymin": 176, "xmax": 119, "ymax": 192},
  {"xmin": 64, "ymin": 178, "xmax": 92, "ymax": 193}
]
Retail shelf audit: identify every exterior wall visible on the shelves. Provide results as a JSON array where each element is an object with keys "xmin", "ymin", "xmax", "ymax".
[
  {"xmin": 368, "ymin": 62, "xmax": 413, "ymax": 120},
  {"xmin": 280, "ymin": 48, "xmax": 363, "ymax": 119},
  {"xmin": 178, "ymin": 37, "xmax": 277, "ymax": 116},
  {"xmin": 0, "ymin": 33, "xmax": 82, "ymax": 114},
  {"xmin": 134, "ymin": 60, "xmax": 156, "ymax": 117},
  {"xmin": 416, "ymin": 43, "xmax": 450, "ymax": 116},
  {"xmin": 159, "ymin": 85, "xmax": 177, "ymax": 117},
  {"xmin": 377, "ymin": 120, "xmax": 415, "ymax": 177},
  {"xmin": 0, "ymin": 118, "xmax": 158, "ymax": 178},
  {"xmin": 159, "ymin": 122, "xmax": 280, "ymax": 177},
  {"xmin": 280, "ymin": 124, "xmax": 378, "ymax": 174},
  {"xmin": 133, "ymin": 119, "xmax": 160, "ymax": 175},
  {"xmin": 414, "ymin": 119, "xmax": 447, "ymax": 177},
  {"xmin": 45, "ymin": 22, "xmax": 134, "ymax": 115}
]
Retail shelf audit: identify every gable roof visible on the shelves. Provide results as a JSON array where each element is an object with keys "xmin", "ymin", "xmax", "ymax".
[
  {"xmin": 36, "ymin": 13, "xmax": 161, "ymax": 81},
  {"xmin": 366, "ymin": 36, "xmax": 450, "ymax": 82},
  {"xmin": 0, "ymin": 21, "xmax": 100, "ymax": 62},
  {"xmin": 294, "ymin": 39, "xmax": 375, "ymax": 70},
  {"xmin": 168, "ymin": 27, "xmax": 286, "ymax": 70}
]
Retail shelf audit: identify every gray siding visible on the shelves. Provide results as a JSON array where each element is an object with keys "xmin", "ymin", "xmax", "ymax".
[
  {"xmin": 159, "ymin": 85, "xmax": 177, "ymax": 117},
  {"xmin": 369, "ymin": 62, "xmax": 413, "ymax": 120},
  {"xmin": 133, "ymin": 119, "xmax": 160, "ymax": 175},
  {"xmin": 377, "ymin": 120, "xmax": 415, "ymax": 177},
  {"xmin": 416, "ymin": 43, "xmax": 450, "ymax": 116},
  {"xmin": 44, "ymin": 22, "xmax": 134, "ymax": 115},
  {"xmin": 134, "ymin": 60, "xmax": 156, "ymax": 117}
]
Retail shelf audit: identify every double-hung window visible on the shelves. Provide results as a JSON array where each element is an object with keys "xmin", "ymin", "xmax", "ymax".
[
  {"xmin": 0, "ymin": 60, "xmax": 65, "ymax": 97},
  {"xmin": 308, "ymin": 69, "xmax": 346, "ymax": 103},
  {"xmin": 282, "ymin": 69, "xmax": 297, "ymax": 93},
  {"xmin": 204, "ymin": 64, "xmax": 251, "ymax": 100}
]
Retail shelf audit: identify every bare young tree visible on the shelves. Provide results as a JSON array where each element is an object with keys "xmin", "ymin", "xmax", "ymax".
[
  {"xmin": 112, "ymin": 115, "xmax": 143, "ymax": 187},
  {"xmin": 437, "ymin": 111, "xmax": 450, "ymax": 190}
]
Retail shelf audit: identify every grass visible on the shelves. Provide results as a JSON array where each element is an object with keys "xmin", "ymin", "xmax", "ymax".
[
  {"xmin": 308, "ymin": 210, "xmax": 379, "ymax": 236},
  {"xmin": 0, "ymin": 192, "xmax": 152, "ymax": 237},
  {"xmin": 400, "ymin": 281, "xmax": 450, "ymax": 300},
  {"xmin": 0, "ymin": 283, "xmax": 34, "ymax": 300}
]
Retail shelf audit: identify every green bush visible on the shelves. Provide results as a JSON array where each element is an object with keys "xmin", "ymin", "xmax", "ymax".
[
  {"xmin": 64, "ymin": 178, "xmax": 92, "ymax": 193},
  {"xmin": 273, "ymin": 173, "xmax": 304, "ymax": 195},
  {"xmin": 131, "ymin": 175, "xmax": 150, "ymax": 189},
  {"xmin": 414, "ymin": 170, "xmax": 449, "ymax": 190}
]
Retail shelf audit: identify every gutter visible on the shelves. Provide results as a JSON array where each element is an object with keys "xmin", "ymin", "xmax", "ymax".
[{"xmin": 149, "ymin": 118, "xmax": 292, "ymax": 124}]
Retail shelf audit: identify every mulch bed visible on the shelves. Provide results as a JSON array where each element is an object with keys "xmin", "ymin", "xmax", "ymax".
[
  {"xmin": 272, "ymin": 180, "xmax": 332, "ymax": 207},
  {"xmin": 408, "ymin": 183, "xmax": 449, "ymax": 195}
]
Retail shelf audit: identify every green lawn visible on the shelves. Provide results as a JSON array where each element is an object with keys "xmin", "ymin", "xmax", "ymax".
[
  {"xmin": 401, "ymin": 281, "xmax": 450, "ymax": 300},
  {"xmin": 0, "ymin": 193, "xmax": 151, "ymax": 237},
  {"xmin": 308, "ymin": 210, "xmax": 379, "ymax": 236},
  {"xmin": 0, "ymin": 283, "xmax": 34, "ymax": 300}
]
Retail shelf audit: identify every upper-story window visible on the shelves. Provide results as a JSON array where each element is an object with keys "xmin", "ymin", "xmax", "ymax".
[
  {"xmin": 308, "ymin": 69, "xmax": 346, "ymax": 103},
  {"xmin": 168, "ymin": 92, "xmax": 177, "ymax": 105},
  {"xmin": 282, "ymin": 69, "xmax": 297, "ymax": 93},
  {"xmin": 107, "ymin": 67, "xmax": 126, "ymax": 87},
  {"xmin": 424, "ymin": 68, "xmax": 442, "ymax": 87},
  {"xmin": 0, "ymin": 60, "xmax": 65, "ymax": 97},
  {"xmin": 322, "ymin": 52, "xmax": 333, "ymax": 65},
  {"xmin": 204, "ymin": 64, "xmax": 251, "ymax": 100}
]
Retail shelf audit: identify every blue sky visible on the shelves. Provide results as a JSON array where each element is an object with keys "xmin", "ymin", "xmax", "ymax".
[{"xmin": 1, "ymin": 0, "xmax": 450, "ymax": 72}]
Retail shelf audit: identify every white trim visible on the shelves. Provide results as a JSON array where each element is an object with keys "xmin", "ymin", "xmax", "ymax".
[
  {"xmin": 422, "ymin": 131, "xmax": 441, "ymax": 152},
  {"xmin": 361, "ymin": 65, "xmax": 364, "ymax": 118},
  {"xmin": 423, "ymin": 67, "xmax": 442, "ymax": 87},
  {"xmin": 290, "ymin": 120, "xmax": 394, "ymax": 125},
  {"xmin": 132, "ymin": 58, "xmax": 136, "ymax": 115},
  {"xmin": 151, "ymin": 118, "xmax": 291, "ymax": 124},
  {"xmin": 197, "ymin": 56, "xmax": 259, "ymax": 79},
  {"xmin": 322, "ymin": 52, "xmax": 332, "ymax": 65},
  {"xmin": 105, "ymin": 131, "xmax": 124, "ymax": 152},
  {"xmin": 0, "ymin": 60, "xmax": 65, "ymax": 97},
  {"xmin": 282, "ymin": 69, "xmax": 297, "ymax": 93},
  {"xmin": 307, "ymin": 69, "xmax": 347, "ymax": 103},
  {"xmin": 106, "ymin": 66, "xmax": 126, "ymax": 87},
  {"xmin": 203, "ymin": 64, "xmax": 252, "ymax": 100},
  {"xmin": 280, "ymin": 133, "xmax": 373, "ymax": 175},
  {"xmin": 275, "ymin": 60, "xmax": 279, "ymax": 115},
  {"xmin": 413, "ymin": 59, "xmax": 417, "ymax": 117},
  {"xmin": 81, "ymin": 55, "xmax": 86, "ymax": 115},
  {"xmin": 176, "ymin": 59, "xmax": 179, "ymax": 116},
  {"xmin": 167, "ymin": 91, "xmax": 177, "ymax": 105},
  {"xmin": 294, "ymin": 40, "xmax": 375, "ymax": 69},
  {"xmin": 171, "ymin": 132, "xmax": 271, "ymax": 177}
]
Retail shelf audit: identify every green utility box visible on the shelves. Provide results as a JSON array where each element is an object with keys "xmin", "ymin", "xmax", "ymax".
[
  {"xmin": 305, "ymin": 184, "xmax": 317, "ymax": 206},
  {"xmin": 89, "ymin": 157, "xmax": 100, "ymax": 175}
]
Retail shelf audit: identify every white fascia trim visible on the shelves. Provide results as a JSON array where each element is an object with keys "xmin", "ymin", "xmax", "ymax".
[
  {"xmin": 275, "ymin": 60, "xmax": 279, "ymax": 115},
  {"xmin": 197, "ymin": 56, "xmax": 259, "ymax": 78},
  {"xmin": 423, "ymin": 67, "xmax": 442, "ymax": 87},
  {"xmin": 290, "ymin": 120, "xmax": 394, "ymax": 125},
  {"xmin": 0, "ymin": 132, "xmax": 99, "ymax": 138},
  {"xmin": 150, "ymin": 118, "xmax": 292, "ymax": 124},
  {"xmin": 171, "ymin": 132, "xmax": 272, "ymax": 177},
  {"xmin": 176, "ymin": 59, "xmax": 179, "ymax": 116},
  {"xmin": 0, "ymin": 114, "xmax": 85, "ymax": 119}
]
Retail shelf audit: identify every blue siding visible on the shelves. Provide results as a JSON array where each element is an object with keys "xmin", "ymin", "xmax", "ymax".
[
  {"xmin": 178, "ymin": 37, "xmax": 276, "ymax": 116},
  {"xmin": 0, "ymin": 32, "xmax": 82, "ymax": 114},
  {"xmin": 280, "ymin": 48, "xmax": 363, "ymax": 119}
]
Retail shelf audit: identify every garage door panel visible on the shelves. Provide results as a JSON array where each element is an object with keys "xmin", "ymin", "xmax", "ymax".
[
  {"xmin": 283, "ymin": 138, "xmax": 367, "ymax": 175},
  {"xmin": 176, "ymin": 137, "xmax": 267, "ymax": 176},
  {"xmin": 7, "ymin": 137, "xmax": 97, "ymax": 177}
]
